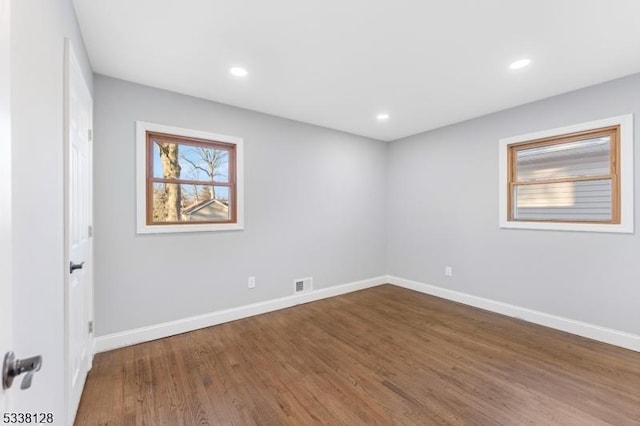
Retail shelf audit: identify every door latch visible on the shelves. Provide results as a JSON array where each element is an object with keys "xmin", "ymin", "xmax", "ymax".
[{"xmin": 2, "ymin": 351, "xmax": 42, "ymax": 390}]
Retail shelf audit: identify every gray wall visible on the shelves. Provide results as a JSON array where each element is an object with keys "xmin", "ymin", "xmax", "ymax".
[
  {"xmin": 95, "ymin": 71, "xmax": 640, "ymax": 340},
  {"xmin": 94, "ymin": 75, "xmax": 388, "ymax": 336},
  {"xmin": 11, "ymin": 0, "xmax": 92, "ymax": 420},
  {"xmin": 387, "ymin": 73, "xmax": 640, "ymax": 336}
]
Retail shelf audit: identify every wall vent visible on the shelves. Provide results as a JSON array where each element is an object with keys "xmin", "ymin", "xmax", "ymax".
[{"xmin": 294, "ymin": 277, "xmax": 313, "ymax": 294}]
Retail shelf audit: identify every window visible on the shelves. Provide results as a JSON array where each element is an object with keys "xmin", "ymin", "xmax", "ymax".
[
  {"xmin": 136, "ymin": 121, "xmax": 244, "ymax": 233},
  {"xmin": 499, "ymin": 114, "xmax": 633, "ymax": 233}
]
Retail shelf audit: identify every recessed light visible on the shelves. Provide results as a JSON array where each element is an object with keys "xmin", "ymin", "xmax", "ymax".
[
  {"xmin": 376, "ymin": 113, "xmax": 390, "ymax": 121},
  {"xmin": 509, "ymin": 59, "xmax": 531, "ymax": 70},
  {"xmin": 229, "ymin": 67, "xmax": 248, "ymax": 77}
]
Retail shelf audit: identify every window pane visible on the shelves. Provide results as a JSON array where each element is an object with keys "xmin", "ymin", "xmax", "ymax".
[
  {"xmin": 179, "ymin": 144, "xmax": 230, "ymax": 183},
  {"xmin": 513, "ymin": 179, "xmax": 611, "ymax": 221},
  {"xmin": 516, "ymin": 136, "xmax": 610, "ymax": 182},
  {"xmin": 152, "ymin": 183, "xmax": 231, "ymax": 223},
  {"xmin": 152, "ymin": 141, "xmax": 230, "ymax": 182}
]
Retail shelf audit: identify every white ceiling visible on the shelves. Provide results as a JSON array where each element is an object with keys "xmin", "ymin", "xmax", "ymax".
[{"xmin": 72, "ymin": 0, "xmax": 640, "ymax": 141}]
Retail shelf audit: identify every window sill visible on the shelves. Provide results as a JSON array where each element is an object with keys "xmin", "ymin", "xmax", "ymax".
[
  {"xmin": 137, "ymin": 222, "xmax": 244, "ymax": 234},
  {"xmin": 499, "ymin": 220, "xmax": 633, "ymax": 234}
]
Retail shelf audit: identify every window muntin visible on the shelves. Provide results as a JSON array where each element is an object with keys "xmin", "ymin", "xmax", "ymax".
[
  {"xmin": 146, "ymin": 132, "xmax": 237, "ymax": 225},
  {"xmin": 136, "ymin": 121, "xmax": 244, "ymax": 234},
  {"xmin": 508, "ymin": 126, "xmax": 619, "ymax": 224}
]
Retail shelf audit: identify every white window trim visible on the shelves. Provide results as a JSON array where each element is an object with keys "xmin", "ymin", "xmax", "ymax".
[
  {"xmin": 498, "ymin": 114, "xmax": 634, "ymax": 233},
  {"xmin": 136, "ymin": 121, "xmax": 245, "ymax": 234}
]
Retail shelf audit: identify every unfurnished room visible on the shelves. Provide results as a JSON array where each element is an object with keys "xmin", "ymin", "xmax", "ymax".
[{"xmin": 1, "ymin": 1, "xmax": 640, "ymax": 425}]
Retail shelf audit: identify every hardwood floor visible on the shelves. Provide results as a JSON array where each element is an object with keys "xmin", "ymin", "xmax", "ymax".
[{"xmin": 75, "ymin": 285, "xmax": 640, "ymax": 425}]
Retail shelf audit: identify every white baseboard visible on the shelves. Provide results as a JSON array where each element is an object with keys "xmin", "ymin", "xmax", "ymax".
[
  {"xmin": 94, "ymin": 275, "xmax": 387, "ymax": 353},
  {"xmin": 389, "ymin": 275, "xmax": 640, "ymax": 353},
  {"xmin": 95, "ymin": 274, "xmax": 640, "ymax": 354}
]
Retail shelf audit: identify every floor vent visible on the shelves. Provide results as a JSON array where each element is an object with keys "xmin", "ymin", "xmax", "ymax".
[{"xmin": 294, "ymin": 277, "xmax": 313, "ymax": 294}]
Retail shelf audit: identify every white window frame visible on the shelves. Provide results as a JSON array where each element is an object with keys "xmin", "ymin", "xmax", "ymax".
[
  {"xmin": 498, "ymin": 114, "xmax": 634, "ymax": 233},
  {"xmin": 136, "ymin": 121, "xmax": 244, "ymax": 234}
]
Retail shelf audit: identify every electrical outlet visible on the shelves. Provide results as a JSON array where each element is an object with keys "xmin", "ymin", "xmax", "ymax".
[
  {"xmin": 248, "ymin": 276, "xmax": 256, "ymax": 289},
  {"xmin": 445, "ymin": 266, "xmax": 453, "ymax": 277}
]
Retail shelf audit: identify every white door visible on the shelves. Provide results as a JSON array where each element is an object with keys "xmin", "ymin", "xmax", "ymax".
[
  {"xmin": 65, "ymin": 40, "xmax": 93, "ymax": 423},
  {"xmin": 0, "ymin": 0, "xmax": 12, "ymax": 412}
]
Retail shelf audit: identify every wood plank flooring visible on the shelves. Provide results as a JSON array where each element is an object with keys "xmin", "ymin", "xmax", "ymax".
[{"xmin": 75, "ymin": 285, "xmax": 640, "ymax": 425}]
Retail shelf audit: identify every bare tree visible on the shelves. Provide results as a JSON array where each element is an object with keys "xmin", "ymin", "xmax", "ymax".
[
  {"xmin": 156, "ymin": 142, "xmax": 181, "ymax": 221},
  {"xmin": 180, "ymin": 148, "xmax": 227, "ymax": 199}
]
